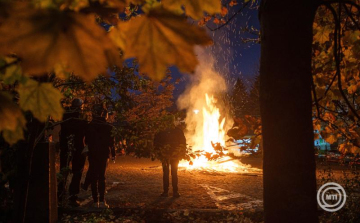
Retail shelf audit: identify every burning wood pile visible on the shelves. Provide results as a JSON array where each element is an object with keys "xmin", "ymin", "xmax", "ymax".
[{"xmin": 177, "ymin": 50, "xmax": 261, "ymax": 174}]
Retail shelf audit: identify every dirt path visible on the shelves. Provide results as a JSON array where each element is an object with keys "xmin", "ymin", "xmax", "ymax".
[{"xmin": 75, "ymin": 156, "xmax": 264, "ymax": 211}]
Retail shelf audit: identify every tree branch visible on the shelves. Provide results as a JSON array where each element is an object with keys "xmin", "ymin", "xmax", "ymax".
[
  {"xmin": 206, "ymin": 1, "xmax": 251, "ymax": 31},
  {"xmin": 323, "ymin": 2, "xmax": 360, "ymax": 122}
]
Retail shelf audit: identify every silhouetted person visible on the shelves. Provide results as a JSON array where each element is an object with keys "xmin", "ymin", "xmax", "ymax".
[
  {"xmin": 154, "ymin": 118, "xmax": 186, "ymax": 198},
  {"xmin": 85, "ymin": 105, "xmax": 115, "ymax": 208},
  {"xmin": 58, "ymin": 98, "xmax": 86, "ymax": 207}
]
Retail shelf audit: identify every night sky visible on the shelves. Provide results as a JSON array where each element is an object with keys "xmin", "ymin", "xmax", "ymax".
[{"xmin": 172, "ymin": 4, "xmax": 261, "ymax": 98}]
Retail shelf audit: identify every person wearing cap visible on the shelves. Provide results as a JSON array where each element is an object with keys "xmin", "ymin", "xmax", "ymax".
[
  {"xmin": 58, "ymin": 98, "xmax": 87, "ymax": 207},
  {"xmin": 84, "ymin": 104, "xmax": 115, "ymax": 208},
  {"xmin": 153, "ymin": 116, "xmax": 186, "ymax": 198}
]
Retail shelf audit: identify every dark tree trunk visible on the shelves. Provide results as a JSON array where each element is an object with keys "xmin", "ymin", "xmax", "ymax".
[{"xmin": 259, "ymin": 1, "xmax": 318, "ymax": 222}]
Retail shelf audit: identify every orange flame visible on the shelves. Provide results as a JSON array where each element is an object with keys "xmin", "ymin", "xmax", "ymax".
[{"xmin": 180, "ymin": 94, "xmax": 241, "ymax": 172}]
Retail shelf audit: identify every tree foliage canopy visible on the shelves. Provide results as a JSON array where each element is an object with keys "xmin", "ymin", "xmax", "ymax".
[
  {"xmin": 312, "ymin": 1, "xmax": 360, "ymax": 154},
  {"xmin": 0, "ymin": 0, "xmax": 243, "ymax": 145}
]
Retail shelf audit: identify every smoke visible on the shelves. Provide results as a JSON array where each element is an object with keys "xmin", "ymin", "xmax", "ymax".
[{"xmin": 177, "ymin": 47, "xmax": 233, "ymax": 150}]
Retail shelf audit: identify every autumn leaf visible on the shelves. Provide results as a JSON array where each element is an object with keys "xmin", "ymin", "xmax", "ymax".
[
  {"xmin": 220, "ymin": 7, "xmax": 228, "ymax": 17},
  {"xmin": 162, "ymin": 0, "xmax": 221, "ymax": 20},
  {"xmin": 347, "ymin": 83, "xmax": 358, "ymax": 94},
  {"xmin": 0, "ymin": 3, "xmax": 121, "ymax": 81},
  {"xmin": 18, "ymin": 79, "xmax": 64, "ymax": 122},
  {"xmin": 343, "ymin": 30, "xmax": 360, "ymax": 44},
  {"xmin": 0, "ymin": 93, "xmax": 26, "ymax": 132},
  {"xmin": 3, "ymin": 124, "xmax": 25, "ymax": 145},
  {"xmin": 0, "ymin": 57, "xmax": 27, "ymax": 85},
  {"xmin": 0, "ymin": 93, "xmax": 26, "ymax": 145},
  {"xmin": 109, "ymin": 26, "xmax": 126, "ymax": 50},
  {"xmin": 314, "ymin": 133, "xmax": 320, "ymax": 140},
  {"xmin": 229, "ymin": 0, "xmax": 238, "ymax": 7},
  {"xmin": 119, "ymin": 8, "xmax": 212, "ymax": 80},
  {"xmin": 325, "ymin": 134, "xmax": 337, "ymax": 144},
  {"xmin": 313, "ymin": 23, "xmax": 332, "ymax": 44}
]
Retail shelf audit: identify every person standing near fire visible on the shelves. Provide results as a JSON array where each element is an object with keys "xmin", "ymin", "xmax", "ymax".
[
  {"xmin": 153, "ymin": 116, "xmax": 187, "ymax": 198},
  {"xmin": 85, "ymin": 104, "xmax": 115, "ymax": 208},
  {"xmin": 58, "ymin": 98, "xmax": 87, "ymax": 207}
]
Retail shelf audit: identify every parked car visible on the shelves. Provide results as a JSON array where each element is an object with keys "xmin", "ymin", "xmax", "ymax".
[{"xmin": 326, "ymin": 150, "xmax": 341, "ymax": 162}]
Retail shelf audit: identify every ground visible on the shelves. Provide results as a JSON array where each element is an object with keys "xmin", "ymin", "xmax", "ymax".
[
  {"xmin": 59, "ymin": 156, "xmax": 359, "ymax": 223},
  {"xmin": 77, "ymin": 156, "xmax": 263, "ymax": 210},
  {"xmin": 59, "ymin": 155, "xmax": 264, "ymax": 222}
]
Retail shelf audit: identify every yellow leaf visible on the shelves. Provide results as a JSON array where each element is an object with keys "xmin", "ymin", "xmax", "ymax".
[
  {"xmin": 54, "ymin": 63, "xmax": 71, "ymax": 80},
  {"xmin": 18, "ymin": 79, "xmax": 64, "ymax": 122},
  {"xmin": 0, "ymin": 93, "xmax": 26, "ymax": 132},
  {"xmin": 120, "ymin": 8, "xmax": 212, "ymax": 80},
  {"xmin": 162, "ymin": 0, "xmax": 221, "ymax": 20},
  {"xmin": 0, "ymin": 3, "xmax": 122, "ymax": 81},
  {"xmin": 343, "ymin": 30, "xmax": 360, "ymax": 44},
  {"xmin": 313, "ymin": 23, "xmax": 332, "ymax": 44},
  {"xmin": 0, "ymin": 57, "xmax": 27, "ymax": 85},
  {"xmin": 3, "ymin": 124, "xmax": 25, "ymax": 145},
  {"xmin": 0, "ymin": 93, "xmax": 26, "ymax": 145}
]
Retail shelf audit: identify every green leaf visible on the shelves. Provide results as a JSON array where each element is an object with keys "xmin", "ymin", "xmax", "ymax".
[
  {"xmin": 162, "ymin": 0, "xmax": 221, "ymax": 19},
  {"xmin": 119, "ymin": 8, "xmax": 212, "ymax": 80},
  {"xmin": 18, "ymin": 79, "xmax": 64, "ymax": 122}
]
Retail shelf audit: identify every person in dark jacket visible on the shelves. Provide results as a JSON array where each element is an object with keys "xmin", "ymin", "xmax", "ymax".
[
  {"xmin": 154, "ymin": 118, "xmax": 186, "ymax": 198},
  {"xmin": 58, "ymin": 98, "xmax": 86, "ymax": 207},
  {"xmin": 85, "ymin": 105, "xmax": 115, "ymax": 208}
]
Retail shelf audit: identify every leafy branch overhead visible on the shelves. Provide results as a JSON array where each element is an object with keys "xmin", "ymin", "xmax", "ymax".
[
  {"xmin": 0, "ymin": 0, "xmax": 221, "ymax": 81},
  {"xmin": 18, "ymin": 79, "xmax": 64, "ymax": 122},
  {"xmin": 0, "ymin": 2, "xmax": 121, "ymax": 81},
  {"xmin": 0, "ymin": 93, "xmax": 26, "ymax": 144},
  {"xmin": 312, "ymin": 2, "xmax": 360, "ymax": 154},
  {"xmin": 0, "ymin": 0, "xmax": 226, "ymax": 145},
  {"xmin": 117, "ymin": 8, "xmax": 213, "ymax": 80}
]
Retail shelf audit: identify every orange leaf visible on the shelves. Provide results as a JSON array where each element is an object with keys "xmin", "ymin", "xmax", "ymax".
[
  {"xmin": 213, "ymin": 17, "xmax": 220, "ymax": 24},
  {"xmin": 220, "ymin": 7, "xmax": 228, "ymax": 17},
  {"xmin": 229, "ymin": 0, "xmax": 238, "ymax": 7}
]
